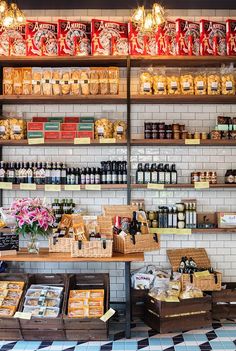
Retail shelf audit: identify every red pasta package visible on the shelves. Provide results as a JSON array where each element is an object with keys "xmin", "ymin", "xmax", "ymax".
[
  {"xmin": 128, "ymin": 22, "xmax": 157, "ymax": 55},
  {"xmin": 176, "ymin": 19, "xmax": 200, "ymax": 56},
  {"xmin": 226, "ymin": 19, "xmax": 236, "ymax": 56},
  {"xmin": 58, "ymin": 19, "xmax": 90, "ymax": 56},
  {"xmin": 91, "ymin": 19, "xmax": 128, "ymax": 56},
  {"xmin": 26, "ymin": 20, "xmax": 58, "ymax": 56},
  {"xmin": 156, "ymin": 21, "xmax": 176, "ymax": 56},
  {"xmin": 200, "ymin": 20, "xmax": 226, "ymax": 56},
  {"xmin": 0, "ymin": 25, "xmax": 26, "ymax": 56}
]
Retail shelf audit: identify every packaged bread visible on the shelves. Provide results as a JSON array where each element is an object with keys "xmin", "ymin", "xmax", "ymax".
[
  {"xmin": 9, "ymin": 118, "xmax": 26, "ymax": 140},
  {"xmin": 70, "ymin": 290, "xmax": 89, "ymax": 299},
  {"xmin": 180, "ymin": 72, "xmax": 194, "ymax": 95},
  {"xmin": 207, "ymin": 71, "xmax": 221, "ymax": 95},
  {"xmin": 153, "ymin": 73, "xmax": 167, "ymax": 95},
  {"xmin": 89, "ymin": 68, "xmax": 99, "ymax": 95},
  {"xmin": 68, "ymin": 307, "xmax": 86, "ymax": 318},
  {"xmin": 0, "ymin": 120, "xmax": 9, "ymax": 140},
  {"xmin": 80, "ymin": 70, "xmax": 89, "ymax": 95},
  {"xmin": 167, "ymin": 70, "xmax": 180, "ymax": 95},
  {"xmin": 32, "ymin": 68, "xmax": 42, "ymax": 95},
  {"xmin": 113, "ymin": 120, "xmax": 127, "ymax": 140},
  {"xmin": 71, "ymin": 69, "xmax": 81, "ymax": 95},
  {"xmin": 88, "ymin": 306, "xmax": 103, "ymax": 317},
  {"xmin": 139, "ymin": 71, "xmax": 152, "ymax": 95},
  {"xmin": 99, "ymin": 68, "xmax": 109, "ymax": 95},
  {"xmin": 13, "ymin": 68, "xmax": 22, "ymax": 95},
  {"xmin": 52, "ymin": 69, "xmax": 61, "ymax": 96},
  {"xmin": 179, "ymin": 284, "xmax": 203, "ymax": 299},
  {"xmin": 22, "ymin": 68, "xmax": 32, "ymax": 95},
  {"xmin": 0, "ymin": 306, "xmax": 15, "ymax": 316},
  {"xmin": 3, "ymin": 68, "xmax": 13, "ymax": 95},
  {"xmin": 42, "ymin": 68, "xmax": 52, "ymax": 96},
  {"xmin": 194, "ymin": 71, "xmax": 207, "ymax": 95},
  {"xmin": 109, "ymin": 67, "xmax": 119, "ymax": 95},
  {"xmin": 221, "ymin": 64, "xmax": 235, "ymax": 95},
  {"xmin": 61, "ymin": 69, "xmax": 71, "ymax": 95},
  {"xmin": 95, "ymin": 118, "xmax": 113, "ymax": 140}
]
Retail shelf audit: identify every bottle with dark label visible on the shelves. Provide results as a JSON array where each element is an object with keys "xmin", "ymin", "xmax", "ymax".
[
  {"xmin": 130, "ymin": 211, "xmax": 138, "ymax": 235},
  {"xmin": 122, "ymin": 161, "xmax": 127, "ymax": 184},
  {"xmin": 171, "ymin": 164, "xmax": 177, "ymax": 184},
  {"xmin": 111, "ymin": 161, "xmax": 118, "ymax": 184},
  {"xmin": 164, "ymin": 164, "xmax": 171, "ymax": 184},
  {"xmin": 34, "ymin": 162, "xmax": 41, "ymax": 185},
  {"xmin": 75, "ymin": 167, "xmax": 80, "ymax": 185},
  {"xmin": 15, "ymin": 162, "xmax": 20, "ymax": 184},
  {"xmin": 144, "ymin": 163, "xmax": 151, "ymax": 184},
  {"xmin": 118, "ymin": 163, "xmax": 123, "ymax": 184},
  {"xmin": 66, "ymin": 167, "xmax": 71, "ymax": 185},
  {"xmin": 45, "ymin": 162, "xmax": 52, "ymax": 184},
  {"xmin": 7, "ymin": 162, "xmax": 15, "ymax": 183},
  {"xmin": 106, "ymin": 162, "xmax": 112, "ymax": 184},
  {"xmin": 18, "ymin": 162, "xmax": 24, "ymax": 183},
  {"xmin": 151, "ymin": 163, "xmax": 158, "ymax": 183},
  {"xmin": 158, "ymin": 163, "xmax": 165, "ymax": 184},
  {"xmin": 136, "ymin": 163, "xmax": 144, "ymax": 184},
  {"xmin": 70, "ymin": 167, "xmax": 76, "ymax": 185},
  {"xmin": 101, "ymin": 162, "xmax": 107, "ymax": 184},
  {"xmin": 95, "ymin": 167, "xmax": 101, "ymax": 184},
  {"xmin": 90, "ymin": 167, "xmax": 95, "ymax": 185},
  {"xmin": 85, "ymin": 167, "xmax": 90, "ymax": 185},
  {"xmin": 0, "ymin": 162, "xmax": 5, "ymax": 182},
  {"xmin": 61, "ymin": 163, "xmax": 67, "ymax": 185},
  {"xmin": 51, "ymin": 162, "xmax": 56, "ymax": 184},
  {"xmin": 55, "ymin": 162, "xmax": 61, "ymax": 185},
  {"xmin": 80, "ymin": 168, "xmax": 86, "ymax": 185}
]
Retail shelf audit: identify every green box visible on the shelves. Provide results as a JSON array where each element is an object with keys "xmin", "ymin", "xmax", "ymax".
[
  {"xmin": 27, "ymin": 131, "xmax": 44, "ymax": 139},
  {"xmin": 77, "ymin": 123, "xmax": 94, "ymax": 131},
  {"xmin": 47, "ymin": 117, "xmax": 64, "ymax": 123},
  {"xmin": 79, "ymin": 117, "xmax": 95, "ymax": 123},
  {"xmin": 44, "ymin": 122, "xmax": 61, "ymax": 131},
  {"xmin": 216, "ymin": 124, "xmax": 229, "ymax": 131}
]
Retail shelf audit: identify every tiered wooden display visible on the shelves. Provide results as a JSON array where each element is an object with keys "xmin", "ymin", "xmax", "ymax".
[{"xmin": 212, "ymin": 283, "xmax": 236, "ymax": 320}]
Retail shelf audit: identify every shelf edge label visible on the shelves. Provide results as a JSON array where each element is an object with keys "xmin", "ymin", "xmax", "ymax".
[
  {"xmin": 20, "ymin": 183, "xmax": 37, "ymax": 191},
  {"xmin": 64, "ymin": 185, "xmax": 81, "ymax": 191},
  {"xmin": 147, "ymin": 183, "xmax": 164, "ymax": 190},
  {"xmin": 74, "ymin": 138, "xmax": 91, "ymax": 145},
  {"xmin": 149, "ymin": 228, "xmax": 192, "ymax": 235},
  {"xmin": 28, "ymin": 138, "xmax": 45, "ymax": 145},
  {"xmin": 185, "ymin": 139, "xmax": 200, "ymax": 145},
  {"xmin": 99, "ymin": 138, "xmax": 116, "ymax": 144},
  {"xmin": 0, "ymin": 182, "xmax": 12, "ymax": 190},
  {"xmin": 194, "ymin": 181, "xmax": 210, "ymax": 189},
  {"xmin": 85, "ymin": 184, "xmax": 101, "ymax": 191},
  {"xmin": 45, "ymin": 185, "xmax": 61, "ymax": 192}
]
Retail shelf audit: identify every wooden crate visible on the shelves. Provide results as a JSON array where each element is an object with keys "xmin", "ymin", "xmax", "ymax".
[
  {"xmin": 167, "ymin": 248, "xmax": 222, "ymax": 291},
  {"xmin": 131, "ymin": 288, "xmax": 148, "ymax": 319},
  {"xmin": 19, "ymin": 273, "xmax": 68, "ymax": 340},
  {"xmin": 49, "ymin": 237, "xmax": 72, "ymax": 253},
  {"xmin": 103, "ymin": 205, "xmax": 138, "ymax": 218},
  {"xmin": 144, "ymin": 294, "xmax": 212, "ymax": 333},
  {"xmin": 71, "ymin": 239, "xmax": 113, "ymax": 258},
  {"xmin": 113, "ymin": 233, "xmax": 160, "ymax": 254},
  {"xmin": 63, "ymin": 273, "xmax": 109, "ymax": 341},
  {"xmin": 212, "ymin": 282, "xmax": 236, "ymax": 320}
]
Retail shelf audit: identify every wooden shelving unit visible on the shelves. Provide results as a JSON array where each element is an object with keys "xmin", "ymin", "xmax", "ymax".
[
  {"xmin": 7, "ymin": 184, "xmax": 127, "ymax": 191},
  {"xmin": 0, "ymin": 139, "xmax": 127, "ymax": 146},
  {"xmin": 131, "ymin": 95, "xmax": 236, "ymax": 104},
  {"xmin": 132, "ymin": 139, "xmax": 236, "ymax": 146},
  {"xmin": 132, "ymin": 183, "xmax": 236, "ymax": 189}
]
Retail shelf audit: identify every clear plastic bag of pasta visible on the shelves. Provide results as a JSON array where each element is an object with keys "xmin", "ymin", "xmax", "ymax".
[
  {"xmin": 113, "ymin": 120, "xmax": 127, "ymax": 140},
  {"xmin": 180, "ymin": 70, "xmax": 194, "ymax": 95},
  {"xmin": 194, "ymin": 69, "xmax": 207, "ymax": 95},
  {"xmin": 166, "ymin": 69, "xmax": 181, "ymax": 95},
  {"xmin": 139, "ymin": 69, "xmax": 153, "ymax": 95},
  {"xmin": 153, "ymin": 67, "xmax": 167, "ymax": 95},
  {"xmin": 221, "ymin": 63, "xmax": 235, "ymax": 96},
  {"xmin": 207, "ymin": 69, "xmax": 221, "ymax": 95}
]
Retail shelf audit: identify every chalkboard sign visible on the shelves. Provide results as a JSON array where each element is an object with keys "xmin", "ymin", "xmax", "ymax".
[{"xmin": 0, "ymin": 231, "xmax": 19, "ymax": 251}]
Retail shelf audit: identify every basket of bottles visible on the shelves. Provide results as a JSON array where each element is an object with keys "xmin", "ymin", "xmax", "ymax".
[
  {"xmin": 103, "ymin": 205, "xmax": 160, "ymax": 254},
  {"xmin": 167, "ymin": 248, "xmax": 222, "ymax": 291}
]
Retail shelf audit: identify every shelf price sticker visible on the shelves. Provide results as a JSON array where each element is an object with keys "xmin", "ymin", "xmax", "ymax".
[
  {"xmin": 0, "ymin": 182, "xmax": 12, "ymax": 190},
  {"xmin": 45, "ymin": 184, "xmax": 61, "ymax": 192},
  {"xmin": 74, "ymin": 138, "xmax": 91, "ymax": 145},
  {"xmin": 99, "ymin": 138, "xmax": 116, "ymax": 144},
  {"xmin": 64, "ymin": 185, "xmax": 81, "ymax": 191},
  {"xmin": 28, "ymin": 138, "xmax": 45, "ymax": 145},
  {"xmin": 185, "ymin": 139, "xmax": 200, "ymax": 145},
  {"xmin": 147, "ymin": 183, "xmax": 165, "ymax": 190},
  {"xmin": 149, "ymin": 228, "xmax": 192, "ymax": 235},
  {"xmin": 20, "ymin": 183, "xmax": 37, "ymax": 191},
  {"xmin": 85, "ymin": 184, "xmax": 101, "ymax": 191},
  {"xmin": 14, "ymin": 312, "xmax": 32, "ymax": 320},
  {"xmin": 194, "ymin": 181, "xmax": 210, "ymax": 189}
]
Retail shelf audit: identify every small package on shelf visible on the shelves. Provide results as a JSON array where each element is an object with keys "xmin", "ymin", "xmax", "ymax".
[
  {"xmin": 129, "ymin": 22, "xmax": 156, "ymax": 55},
  {"xmin": 23, "ymin": 306, "xmax": 60, "ymax": 318},
  {"xmin": 200, "ymin": 19, "xmax": 226, "ymax": 56},
  {"xmin": 13, "ymin": 68, "xmax": 23, "ymax": 95},
  {"xmin": 68, "ymin": 289, "xmax": 104, "ymax": 318},
  {"xmin": 26, "ymin": 21, "xmax": 58, "ymax": 56},
  {"xmin": 207, "ymin": 70, "xmax": 221, "ymax": 95},
  {"xmin": 61, "ymin": 68, "xmax": 71, "ymax": 95},
  {"xmin": 221, "ymin": 64, "xmax": 235, "ymax": 95},
  {"xmin": 80, "ymin": 70, "xmax": 90, "ymax": 95},
  {"xmin": 99, "ymin": 68, "xmax": 109, "ymax": 95},
  {"xmin": 194, "ymin": 70, "xmax": 207, "ymax": 95},
  {"xmin": 139, "ymin": 71, "xmax": 153, "ymax": 95},
  {"xmin": 0, "ymin": 120, "xmax": 10, "ymax": 140},
  {"xmin": 166, "ymin": 69, "xmax": 181, "ymax": 95},
  {"xmin": 176, "ymin": 19, "xmax": 200, "ymax": 56},
  {"xmin": 109, "ymin": 67, "xmax": 119, "ymax": 95},
  {"xmin": 156, "ymin": 21, "xmax": 176, "ymax": 56},
  {"xmin": 0, "ymin": 306, "xmax": 15, "ymax": 317},
  {"xmin": 95, "ymin": 118, "xmax": 113, "ymax": 140},
  {"xmin": 180, "ymin": 71, "xmax": 194, "ymax": 95},
  {"xmin": 32, "ymin": 68, "xmax": 42, "ymax": 95},
  {"xmin": 71, "ymin": 68, "xmax": 81, "ymax": 95},
  {"xmin": 89, "ymin": 68, "xmax": 100, "ymax": 95},
  {"xmin": 3, "ymin": 67, "xmax": 13, "ymax": 95},
  {"xmin": 9, "ymin": 118, "xmax": 26, "ymax": 140},
  {"xmin": 52, "ymin": 68, "xmax": 61, "ymax": 96},
  {"xmin": 113, "ymin": 120, "xmax": 127, "ymax": 140},
  {"xmin": 153, "ymin": 68, "xmax": 167, "ymax": 95},
  {"xmin": 22, "ymin": 67, "xmax": 32, "ymax": 95},
  {"xmin": 42, "ymin": 68, "xmax": 52, "ymax": 96},
  {"xmin": 0, "ymin": 25, "xmax": 26, "ymax": 56},
  {"xmin": 226, "ymin": 19, "xmax": 236, "ymax": 56}
]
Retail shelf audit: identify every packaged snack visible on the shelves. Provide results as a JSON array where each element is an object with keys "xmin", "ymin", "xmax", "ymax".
[
  {"xmin": 99, "ymin": 68, "xmax": 109, "ymax": 95},
  {"xmin": 89, "ymin": 68, "xmax": 99, "ymax": 95},
  {"xmin": 58, "ymin": 19, "xmax": 90, "ymax": 56},
  {"xmin": 200, "ymin": 20, "xmax": 226, "ymax": 56},
  {"xmin": 88, "ymin": 306, "xmax": 104, "ymax": 317},
  {"xmin": 6, "ymin": 290, "xmax": 22, "ymax": 299},
  {"xmin": 113, "ymin": 120, "xmax": 127, "ymax": 140},
  {"xmin": 156, "ymin": 21, "xmax": 176, "ymax": 55},
  {"xmin": 153, "ymin": 68, "xmax": 167, "ymax": 95},
  {"xmin": 91, "ymin": 19, "xmax": 128, "ymax": 56},
  {"xmin": 207, "ymin": 70, "xmax": 221, "ymax": 95},
  {"xmin": 68, "ymin": 299, "xmax": 85, "ymax": 308},
  {"xmin": 176, "ymin": 19, "xmax": 200, "ymax": 56},
  {"xmin": 95, "ymin": 118, "xmax": 113, "ymax": 140},
  {"xmin": 139, "ymin": 71, "xmax": 153, "ymax": 95},
  {"xmin": 12, "ymin": 68, "xmax": 23, "ymax": 95},
  {"xmin": 71, "ymin": 69, "xmax": 81, "ymax": 95},
  {"xmin": 221, "ymin": 64, "xmax": 235, "ymax": 95},
  {"xmin": 32, "ymin": 68, "xmax": 42, "ymax": 95},
  {"xmin": 167, "ymin": 70, "xmax": 181, "ymax": 95},
  {"xmin": 90, "ymin": 290, "xmax": 104, "ymax": 298},
  {"xmin": 179, "ymin": 284, "xmax": 203, "ymax": 299},
  {"xmin": 23, "ymin": 306, "xmax": 60, "ymax": 318},
  {"xmin": 0, "ymin": 306, "xmax": 15, "ymax": 316},
  {"xmin": 1, "ymin": 298, "xmax": 18, "ymax": 307},
  {"xmin": 88, "ymin": 298, "xmax": 104, "ymax": 307},
  {"xmin": 42, "ymin": 68, "xmax": 52, "ymax": 96},
  {"xmin": 80, "ymin": 70, "xmax": 89, "ymax": 95},
  {"xmin": 9, "ymin": 119, "xmax": 25, "ymax": 140},
  {"xmin": 128, "ymin": 22, "xmax": 156, "ymax": 55},
  {"xmin": 3, "ymin": 67, "xmax": 13, "ymax": 95},
  {"xmin": 69, "ymin": 290, "xmax": 89, "ymax": 299},
  {"xmin": 0, "ymin": 25, "xmax": 26, "ymax": 56},
  {"xmin": 44, "ymin": 307, "xmax": 60, "ymax": 317},
  {"xmin": 194, "ymin": 70, "xmax": 207, "ymax": 95},
  {"xmin": 180, "ymin": 72, "xmax": 194, "ymax": 95},
  {"xmin": 0, "ymin": 282, "xmax": 8, "ymax": 289},
  {"xmin": 131, "ymin": 273, "xmax": 155, "ymax": 290},
  {"xmin": 26, "ymin": 21, "xmax": 57, "ymax": 56},
  {"xmin": 0, "ymin": 120, "xmax": 10, "ymax": 140},
  {"xmin": 109, "ymin": 67, "xmax": 119, "ymax": 95},
  {"xmin": 226, "ymin": 19, "xmax": 236, "ymax": 56},
  {"xmin": 68, "ymin": 307, "xmax": 86, "ymax": 318},
  {"xmin": 7, "ymin": 281, "xmax": 25, "ymax": 290},
  {"xmin": 61, "ymin": 69, "xmax": 71, "ymax": 95},
  {"xmin": 52, "ymin": 69, "xmax": 61, "ymax": 96},
  {"xmin": 22, "ymin": 67, "xmax": 32, "ymax": 95},
  {"xmin": 0, "ymin": 289, "xmax": 8, "ymax": 297}
]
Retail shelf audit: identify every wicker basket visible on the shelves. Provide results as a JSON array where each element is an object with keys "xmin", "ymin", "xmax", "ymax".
[
  {"xmin": 71, "ymin": 239, "xmax": 113, "ymax": 258},
  {"xmin": 113, "ymin": 233, "xmax": 160, "ymax": 254},
  {"xmin": 49, "ymin": 237, "xmax": 72, "ymax": 253},
  {"xmin": 167, "ymin": 248, "xmax": 222, "ymax": 291}
]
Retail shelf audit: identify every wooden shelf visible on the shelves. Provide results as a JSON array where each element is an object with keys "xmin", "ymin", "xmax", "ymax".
[
  {"xmin": 0, "ymin": 139, "xmax": 127, "ymax": 147},
  {"xmin": 0, "ymin": 94, "xmax": 127, "ymax": 105},
  {"xmin": 131, "ymin": 94, "xmax": 236, "ymax": 104},
  {"xmin": 1, "ymin": 249, "xmax": 144, "ymax": 262},
  {"xmin": 6, "ymin": 184, "xmax": 127, "ymax": 191},
  {"xmin": 150, "ymin": 228, "xmax": 236, "ymax": 234},
  {"xmin": 132, "ymin": 139, "xmax": 236, "ymax": 146},
  {"xmin": 132, "ymin": 184, "xmax": 236, "ymax": 189}
]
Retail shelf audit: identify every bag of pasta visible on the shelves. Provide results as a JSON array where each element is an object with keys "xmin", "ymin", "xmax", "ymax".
[
  {"xmin": 180, "ymin": 70, "xmax": 194, "ymax": 95},
  {"xmin": 166, "ymin": 69, "xmax": 180, "ymax": 95},
  {"xmin": 9, "ymin": 118, "xmax": 26, "ymax": 140},
  {"xmin": 80, "ymin": 70, "xmax": 89, "ymax": 96},
  {"xmin": 13, "ymin": 68, "xmax": 23, "ymax": 95},
  {"xmin": 113, "ymin": 120, "xmax": 127, "ymax": 140},
  {"xmin": 194, "ymin": 69, "xmax": 207, "ymax": 95},
  {"xmin": 221, "ymin": 63, "xmax": 235, "ymax": 96},
  {"xmin": 109, "ymin": 67, "xmax": 119, "ymax": 95},
  {"xmin": 42, "ymin": 68, "xmax": 52, "ymax": 96},
  {"xmin": 52, "ymin": 68, "xmax": 61, "ymax": 96},
  {"xmin": 153, "ymin": 67, "xmax": 167, "ymax": 95},
  {"xmin": 0, "ymin": 119, "xmax": 10, "ymax": 140},
  {"xmin": 71, "ymin": 69, "xmax": 81, "ymax": 95},
  {"xmin": 89, "ymin": 68, "xmax": 99, "ymax": 95},
  {"xmin": 3, "ymin": 68, "xmax": 13, "ymax": 95},
  {"xmin": 32, "ymin": 68, "xmax": 42, "ymax": 95},
  {"xmin": 22, "ymin": 68, "xmax": 32, "ymax": 95},
  {"xmin": 95, "ymin": 118, "xmax": 113, "ymax": 140},
  {"xmin": 139, "ymin": 70, "xmax": 153, "ymax": 95},
  {"xmin": 99, "ymin": 68, "xmax": 109, "ymax": 95},
  {"xmin": 207, "ymin": 69, "xmax": 221, "ymax": 95},
  {"xmin": 61, "ymin": 68, "xmax": 71, "ymax": 95}
]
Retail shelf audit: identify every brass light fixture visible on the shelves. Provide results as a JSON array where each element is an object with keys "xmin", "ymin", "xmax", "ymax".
[
  {"xmin": 131, "ymin": 2, "xmax": 166, "ymax": 33},
  {"xmin": 0, "ymin": 0, "xmax": 26, "ymax": 28}
]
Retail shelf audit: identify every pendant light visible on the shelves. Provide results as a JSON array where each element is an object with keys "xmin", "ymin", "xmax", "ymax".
[
  {"xmin": 1, "ymin": 1, "xmax": 26, "ymax": 28},
  {"xmin": 131, "ymin": 2, "xmax": 166, "ymax": 33}
]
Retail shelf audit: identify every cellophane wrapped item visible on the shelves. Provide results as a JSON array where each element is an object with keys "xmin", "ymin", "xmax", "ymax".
[
  {"xmin": 89, "ymin": 68, "xmax": 99, "ymax": 95},
  {"xmin": 13, "ymin": 68, "xmax": 23, "ymax": 95},
  {"xmin": 42, "ymin": 68, "xmax": 52, "ymax": 96},
  {"xmin": 99, "ymin": 68, "xmax": 109, "ymax": 95},
  {"xmin": 95, "ymin": 118, "xmax": 113, "ymax": 140},
  {"xmin": 207, "ymin": 69, "xmax": 221, "ymax": 95},
  {"xmin": 180, "ymin": 70, "xmax": 194, "ymax": 95},
  {"xmin": 153, "ymin": 67, "xmax": 167, "ymax": 95},
  {"xmin": 221, "ymin": 63, "xmax": 236, "ymax": 96},
  {"xmin": 194, "ymin": 69, "xmax": 207, "ymax": 95},
  {"xmin": 71, "ymin": 68, "xmax": 81, "ymax": 95},
  {"xmin": 0, "ymin": 119, "xmax": 10, "ymax": 140},
  {"xmin": 22, "ymin": 67, "xmax": 32, "ymax": 95},
  {"xmin": 166, "ymin": 69, "xmax": 181, "ymax": 95},
  {"xmin": 61, "ymin": 68, "xmax": 71, "ymax": 95},
  {"xmin": 179, "ymin": 284, "xmax": 203, "ymax": 299},
  {"xmin": 113, "ymin": 120, "xmax": 127, "ymax": 140},
  {"xmin": 109, "ymin": 67, "xmax": 119, "ymax": 95},
  {"xmin": 52, "ymin": 68, "xmax": 61, "ymax": 96},
  {"xmin": 9, "ymin": 118, "xmax": 26, "ymax": 140},
  {"xmin": 3, "ymin": 67, "xmax": 13, "ymax": 95},
  {"xmin": 80, "ymin": 70, "xmax": 89, "ymax": 95},
  {"xmin": 32, "ymin": 68, "xmax": 42, "ymax": 95},
  {"xmin": 139, "ymin": 70, "xmax": 153, "ymax": 95}
]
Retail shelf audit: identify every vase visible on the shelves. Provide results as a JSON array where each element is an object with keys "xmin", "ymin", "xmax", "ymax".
[{"xmin": 27, "ymin": 235, "xmax": 39, "ymax": 254}]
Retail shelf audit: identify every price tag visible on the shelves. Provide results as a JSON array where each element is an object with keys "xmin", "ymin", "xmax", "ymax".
[
  {"xmin": 45, "ymin": 185, "xmax": 61, "ymax": 192},
  {"xmin": 194, "ymin": 181, "xmax": 210, "ymax": 189},
  {"xmin": 147, "ymin": 183, "xmax": 164, "ymax": 190},
  {"xmin": 74, "ymin": 138, "xmax": 91, "ymax": 145},
  {"xmin": 64, "ymin": 185, "xmax": 81, "ymax": 191},
  {"xmin": 28, "ymin": 138, "xmax": 45, "ymax": 145},
  {"xmin": 85, "ymin": 184, "xmax": 101, "ymax": 191},
  {"xmin": 14, "ymin": 312, "xmax": 32, "ymax": 320},
  {"xmin": 100, "ymin": 308, "xmax": 116, "ymax": 322},
  {"xmin": 149, "ymin": 228, "xmax": 192, "ymax": 235},
  {"xmin": 165, "ymin": 297, "xmax": 180, "ymax": 303},
  {"xmin": 194, "ymin": 270, "xmax": 210, "ymax": 278},
  {"xmin": 20, "ymin": 183, "xmax": 37, "ymax": 191},
  {"xmin": 0, "ymin": 182, "xmax": 12, "ymax": 190},
  {"xmin": 185, "ymin": 139, "xmax": 200, "ymax": 145},
  {"xmin": 99, "ymin": 138, "xmax": 116, "ymax": 144}
]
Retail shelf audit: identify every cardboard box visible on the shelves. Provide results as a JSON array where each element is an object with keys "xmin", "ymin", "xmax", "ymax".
[
  {"xmin": 44, "ymin": 131, "xmax": 61, "ymax": 139},
  {"xmin": 156, "ymin": 21, "xmax": 176, "ymax": 56},
  {"xmin": 226, "ymin": 19, "xmax": 236, "ymax": 56},
  {"xmin": 217, "ymin": 212, "xmax": 236, "ymax": 228},
  {"xmin": 77, "ymin": 123, "xmax": 94, "ymax": 131},
  {"xmin": 176, "ymin": 19, "xmax": 200, "ymax": 56},
  {"xmin": 44, "ymin": 122, "xmax": 61, "ymax": 131},
  {"xmin": 200, "ymin": 20, "xmax": 226, "ymax": 55},
  {"xmin": 77, "ymin": 131, "xmax": 94, "ymax": 139},
  {"xmin": 61, "ymin": 131, "xmax": 77, "ymax": 139},
  {"xmin": 32, "ymin": 117, "xmax": 49, "ymax": 122},
  {"xmin": 47, "ymin": 117, "xmax": 64, "ymax": 123},
  {"xmin": 27, "ymin": 131, "xmax": 44, "ymax": 139},
  {"xmin": 64, "ymin": 117, "xmax": 80, "ymax": 123},
  {"xmin": 128, "ymin": 21, "xmax": 157, "ymax": 55},
  {"xmin": 27, "ymin": 122, "xmax": 44, "ymax": 131},
  {"xmin": 61, "ymin": 123, "xmax": 77, "ymax": 131},
  {"xmin": 79, "ymin": 117, "xmax": 95, "ymax": 123}
]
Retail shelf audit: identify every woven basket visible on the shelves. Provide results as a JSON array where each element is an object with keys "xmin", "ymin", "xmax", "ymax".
[
  {"xmin": 71, "ymin": 239, "xmax": 113, "ymax": 258},
  {"xmin": 113, "ymin": 233, "xmax": 160, "ymax": 254},
  {"xmin": 167, "ymin": 248, "xmax": 222, "ymax": 291},
  {"xmin": 49, "ymin": 237, "xmax": 72, "ymax": 253}
]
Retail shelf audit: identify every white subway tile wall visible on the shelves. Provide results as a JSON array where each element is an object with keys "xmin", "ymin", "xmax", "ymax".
[{"xmin": 3, "ymin": 8, "xmax": 236, "ymax": 301}]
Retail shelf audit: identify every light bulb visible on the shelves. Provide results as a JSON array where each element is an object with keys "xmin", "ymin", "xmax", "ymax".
[
  {"xmin": 143, "ymin": 13, "xmax": 154, "ymax": 32},
  {"xmin": 0, "ymin": 0, "xmax": 7, "ymax": 14},
  {"xmin": 16, "ymin": 8, "xmax": 25, "ymax": 24},
  {"xmin": 132, "ymin": 6, "xmax": 144, "ymax": 24},
  {"xmin": 2, "ymin": 8, "xmax": 14, "ymax": 27},
  {"xmin": 10, "ymin": 2, "xmax": 17, "ymax": 11}
]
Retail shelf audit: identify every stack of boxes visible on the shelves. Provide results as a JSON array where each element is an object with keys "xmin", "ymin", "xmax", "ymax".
[{"xmin": 27, "ymin": 117, "xmax": 95, "ymax": 140}]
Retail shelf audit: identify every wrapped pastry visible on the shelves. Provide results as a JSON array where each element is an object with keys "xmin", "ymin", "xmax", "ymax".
[
  {"xmin": 99, "ymin": 68, "xmax": 109, "ymax": 95},
  {"xmin": 221, "ymin": 73, "xmax": 235, "ymax": 95},
  {"xmin": 109, "ymin": 67, "xmax": 119, "ymax": 95},
  {"xmin": 71, "ymin": 69, "xmax": 81, "ymax": 95},
  {"xmin": 167, "ymin": 70, "xmax": 180, "ymax": 95},
  {"xmin": 32, "ymin": 68, "xmax": 42, "ymax": 95},
  {"xmin": 194, "ymin": 72, "xmax": 207, "ymax": 95},
  {"xmin": 44, "ymin": 307, "xmax": 59, "ymax": 317},
  {"xmin": 0, "ymin": 306, "xmax": 15, "ymax": 316},
  {"xmin": 80, "ymin": 70, "xmax": 89, "ymax": 95},
  {"xmin": 61, "ymin": 69, "xmax": 71, "ymax": 95},
  {"xmin": 3, "ymin": 68, "xmax": 13, "ymax": 95},
  {"xmin": 0, "ymin": 120, "xmax": 10, "ymax": 140},
  {"xmin": 179, "ymin": 284, "xmax": 203, "ymax": 299},
  {"xmin": 95, "ymin": 118, "xmax": 113, "ymax": 140},
  {"xmin": 180, "ymin": 73, "xmax": 194, "ymax": 95},
  {"xmin": 9, "ymin": 119, "xmax": 25, "ymax": 140},
  {"xmin": 139, "ymin": 71, "xmax": 152, "ymax": 95},
  {"xmin": 13, "ymin": 68, "xmax": 22, "ymax": 95},
  {"xmin": 22, "ymin": 68, "xmax": 32, "ymax": 95},
  {"xmin": 68, "ymin": 307, "xmax": 86, "ymax": 318},
  {"xmin": 6, "ymin": 290, "xmax": 22, "ymax": 299},
  {"xmin": 207, "ymin": 71, "xmax": 221, "ymax": 95},
  {"xmin": 89, "ymin": 68, "xmax": 99, "ymax": 95},
  {"xmin": 8, "ymin": 281, "xmax": 24, "ymax": 290},
  {"xmin": 90, "ymin": 290, "xmax": 104, "ymax": 298},
  {"xmin": 42, "ymin": 68, "xmax": 52, "ymax": 96},
  {"xmin": 69, "ymin": 290, "xmax": 89, "ymax": 299},
  {"xmin": 52, "ymin": 69, "xmax": 61, "ymax": 96},
  {"xmin": 153, "ymin": 74, "xmax": 167, "ymax": 95},
  {"xmin": 88, "ymin": 306, "xmax": 103, "ymax": 317},
  {"xmin": 68, "ymin": 300, "xmax": 84, "ymax": 308},
  {"xmin": 113, "ymin": 120, "xmax": 127, "ymax": 140},
  {"xmin": 1, "ymin": 298, "xmax": 18, "ymax": 307}
]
